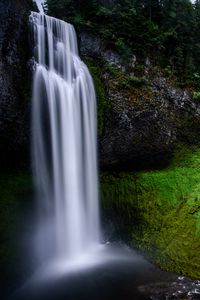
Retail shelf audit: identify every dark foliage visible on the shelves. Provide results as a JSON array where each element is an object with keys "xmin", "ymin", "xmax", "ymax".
[{"xmin": 47, "ymin": 0, "xmax": 200, "ymax": 89}]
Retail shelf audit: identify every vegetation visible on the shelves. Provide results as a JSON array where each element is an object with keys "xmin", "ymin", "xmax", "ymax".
[
  {"xmin": 47, "ymin": 0, "xmax": 200, "ymax": 90},
  {"xmin": 101, "ymin": 144, "xmax": 200, "ymax": 278},
  {"xmin": 193, "ymin": 91, "xmax": 200, "ymax": 100},
  {"xmin": 84, "ymin": 59, "xmax": 107, "ymax": 137}
]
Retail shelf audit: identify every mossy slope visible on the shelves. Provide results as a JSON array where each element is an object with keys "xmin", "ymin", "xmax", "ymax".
[{"xmin": 101, "ymin": 145, "xmax": 200, "ymax": 278}]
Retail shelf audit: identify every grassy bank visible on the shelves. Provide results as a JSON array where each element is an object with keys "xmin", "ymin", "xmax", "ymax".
[{"xmin": 101, "ymin": 144, "xmax": 200, "ymax": 278}]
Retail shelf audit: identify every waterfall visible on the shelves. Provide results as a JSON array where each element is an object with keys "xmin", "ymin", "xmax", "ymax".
[
  {"xmin": 30, "ymin": 7, "xmax": 100, "ymax": 262},
  {"xmin": 33, "ymin": 0, "xmax": 45, "ymax": 14}
]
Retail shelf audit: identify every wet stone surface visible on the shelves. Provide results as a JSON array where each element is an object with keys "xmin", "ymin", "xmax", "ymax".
[{"xmin": 138, "ymin": 276, "xmax": 200, "ymax": 300}]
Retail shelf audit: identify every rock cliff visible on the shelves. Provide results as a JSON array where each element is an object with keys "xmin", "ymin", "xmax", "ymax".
[
  {"xmin": 80, "ymin": 32, "xmax": 200, "ymax": 170},
  {"xmin": 0, "ymin": 0, "xmax": 32, "ymax": 170}
]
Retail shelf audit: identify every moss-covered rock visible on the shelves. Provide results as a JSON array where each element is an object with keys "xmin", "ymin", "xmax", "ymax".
[
  {"xmin": 84, "ymin": 58, "xmax": 108, "ymax": 137},
  {"xmin": 101, "ymin": 144, "xmax": 200, "ymax": 278},
  {"xmin": 99, "ymin": 67, "xmax": 200, "ymax": 169}
]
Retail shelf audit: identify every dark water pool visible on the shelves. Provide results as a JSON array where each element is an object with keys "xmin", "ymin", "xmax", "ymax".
[{"xmin": 6, "ymin": 243, "xmax": 200, "ymax": 300}]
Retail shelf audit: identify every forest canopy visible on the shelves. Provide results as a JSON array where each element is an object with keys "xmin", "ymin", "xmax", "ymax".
[{"xmin": 47, "ymin": 0, "xmax": 200, "ymax": 89}]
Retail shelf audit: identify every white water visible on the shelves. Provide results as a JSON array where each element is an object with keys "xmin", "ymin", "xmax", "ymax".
[
  {"xmin": 33, "ymin": 0, "xmax": 45, "ymax": 14},
  {"xmin": 30, "ymin": 8, "xmax": 100, "ymax": 263}
]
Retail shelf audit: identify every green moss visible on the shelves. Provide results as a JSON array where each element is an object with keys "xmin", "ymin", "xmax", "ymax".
[
  {"xmin": 104, "ymin": 63, "xmax": 121, "ymax": 76},
  {"xmin": 193, "ymin": 91, "xmax": 200, "ymax": 101},
  {"xmin": 101, "ymin": 144, "xmax": 200, "ymax": 278},
  {"xmin": 84, "ymin": 59, "xmax": 108, "ymax": 137}
]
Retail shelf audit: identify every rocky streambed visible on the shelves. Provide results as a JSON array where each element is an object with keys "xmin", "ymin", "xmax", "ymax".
[{"xmin": 138, "ymin": 276, "xmax": 200, "ymax": 300}]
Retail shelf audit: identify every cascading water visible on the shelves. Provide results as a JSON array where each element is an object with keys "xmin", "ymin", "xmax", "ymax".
[{"xmin": 30, "ymin": 2, "xmax": 100, "ymax": 263}]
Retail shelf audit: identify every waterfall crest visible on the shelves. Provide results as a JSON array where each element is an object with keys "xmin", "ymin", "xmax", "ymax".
[
  {"xmin": 30, "ymin": 10, "xmax": 100, "ymax": 261},
  {"xmin": 33, "ymin": 0, "xmax": 45, "ymax": 14}
]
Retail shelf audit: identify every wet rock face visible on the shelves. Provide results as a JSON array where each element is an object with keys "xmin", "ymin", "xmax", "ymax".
[
  {"xmin": 80, "ymin": 32, "xmax": 103, "ymax": 59},
  {"xmin": 100, "ymin": 75, "xmax": 200, "ymax": 170},
  {"xmin": 138, "ymin": 276, "xmax": 200, "ymax": 300},
  {"xmin": 80, "ymin": 33, "xmax": 200, "ymax": 170},
  {"xmin": 0, "ymin": 0, "xmax": 32, "ymax": 169},
  {"xmin": 99, "ymin": 83, "xmax": 174, "ymax": 169}
]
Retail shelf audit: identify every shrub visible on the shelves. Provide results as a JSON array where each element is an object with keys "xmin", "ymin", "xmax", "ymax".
[{"xmin": 193, "ymin": 91, "xmax": 200, "ymax": 101}]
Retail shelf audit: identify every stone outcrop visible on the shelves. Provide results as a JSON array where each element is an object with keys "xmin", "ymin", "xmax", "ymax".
[
  {"xmin": 80, "ymin": 32, "xmax": 200, "ymax": 170},
  {"xmin": 100, "ymin": 74, "xmax": 200, "ymax": 169}
]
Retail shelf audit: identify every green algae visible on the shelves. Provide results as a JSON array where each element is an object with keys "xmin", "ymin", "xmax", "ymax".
[{"xmin": 100, "ymin": 144, "xmax": 200, "ymax": 278}]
